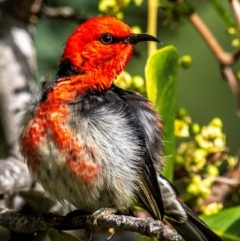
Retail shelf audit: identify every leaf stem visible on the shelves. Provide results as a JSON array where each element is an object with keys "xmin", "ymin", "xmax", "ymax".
[{"xmin": 147, "ymin": 0, "xmax": 159, "ymax": 56}]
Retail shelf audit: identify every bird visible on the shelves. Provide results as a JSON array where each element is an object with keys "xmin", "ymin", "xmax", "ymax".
[{"xmin": 19, "ymin": 16, "xmax": 222, "ymax": 241}]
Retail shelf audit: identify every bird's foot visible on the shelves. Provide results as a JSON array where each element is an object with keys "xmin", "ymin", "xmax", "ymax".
[
  {"xmin": 91, "ymin": 208, "xmax": 117, "ymax": 240},
  {"xmin": 92, "ymin": 207, "xmax": 117, "ymax": 225}
]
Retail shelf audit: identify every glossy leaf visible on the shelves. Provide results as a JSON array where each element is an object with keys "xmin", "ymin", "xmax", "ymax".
[
  {"xmin": 145, "ymin": 45, "xmax": 179, "ymax": 181},
  {"xmin": 200, "ymin": 206, "xmax": 240, "ymax": 241}
]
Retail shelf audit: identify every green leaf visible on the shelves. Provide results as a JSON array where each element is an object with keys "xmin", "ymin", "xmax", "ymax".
[
  {"xmin": 48, "ymin": 228, "xmax": 83, "ymax": 241},
  {"xmin": 145, "ymin": 46, "xmax": 179, "ymax": 181},
  {"xmin": 200, "ymin": 206, "xmax": 240, "ymax": 241}
]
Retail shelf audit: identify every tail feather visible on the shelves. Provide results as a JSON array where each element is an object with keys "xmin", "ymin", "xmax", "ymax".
[
  {"xmin": 181, "ymin": 202, "xmax": 222, "ymax": 241},
  {"xmin": 167, "ymin": 203, "xmax": 222, "ymax": 241},
  {"xmin": 168, "ymin": 219, "xmax": 210, "ymax": 241},
  {"xmin": 158, "ymin": 175, "xmax": 222, "ymax": 241}
]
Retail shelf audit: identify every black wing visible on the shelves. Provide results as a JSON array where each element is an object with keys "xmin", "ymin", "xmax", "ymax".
[{"xmin": 112, "ymin": 85, "xmax": 164, "ymax": 219}]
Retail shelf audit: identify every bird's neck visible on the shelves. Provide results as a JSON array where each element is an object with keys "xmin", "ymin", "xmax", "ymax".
[
  {"xmin": 56, "ymin": 58, "xmax": 122, "ymax": 87},
  {"xmin": 50, "ymin": 48, "xmax": 133, "ymax": 102},
  {"xmin": 45, "ymin": 60, "xmax": 125, "ymax": 103}
]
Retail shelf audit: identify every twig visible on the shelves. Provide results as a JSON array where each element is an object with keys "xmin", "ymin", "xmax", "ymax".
[
  {"xmin": 0, "ymin": 209, "xmax": 181, "ymax": 241},
  {"xmin": 202, "ymin": 159, "xmax": 240, "ymax": 206},
  {"xmin": 230, "ymin": 0, "xmax": 240, "ymax": 27},
  {"xmin": 204, "ymin": 175, "xmax": 240, "ymax": 186},
  {"xmin": 221, "ymin": 66, "xmax": 240, "ymax": 117},
  {"xmin": 188, "ymin": 12, "xmax": 240, "ymax": 116},
  {"xmin": 189, "ymin": 13, "xmax": 234, "ymax": 65},
  {"xmin": 233, "ymin": 48, "xmax": 240, "ymax": 62}
]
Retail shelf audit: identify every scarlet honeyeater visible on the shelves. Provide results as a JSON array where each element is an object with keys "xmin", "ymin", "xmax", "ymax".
[{"xmin": 20, "ymin": 16, "xmax": 222, "ymax": 241}]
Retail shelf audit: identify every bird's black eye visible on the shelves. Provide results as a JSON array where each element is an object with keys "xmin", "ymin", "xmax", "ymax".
[{"xmin": 100, "ymin": 34, "xmax": 113, "ymax": 44}]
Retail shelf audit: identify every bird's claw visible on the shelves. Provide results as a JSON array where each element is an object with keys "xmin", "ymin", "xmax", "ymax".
[
  {"xmin": 92, "ymin": 207, "xmax": 117, "ymax": 225},
  {"xmin": 91, "ymin": 208, "xmax": 117, "ymax": 240}
]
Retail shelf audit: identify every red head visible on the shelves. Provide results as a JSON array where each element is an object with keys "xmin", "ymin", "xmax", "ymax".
[{"xmin": 57, "ymin": 16, "xmax": 159, "ymax": 91}]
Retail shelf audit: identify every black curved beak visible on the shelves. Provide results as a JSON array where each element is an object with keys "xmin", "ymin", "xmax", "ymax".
[{"xmin": 125, "ymin": 33, "xmax": 160, "ymax": 44}]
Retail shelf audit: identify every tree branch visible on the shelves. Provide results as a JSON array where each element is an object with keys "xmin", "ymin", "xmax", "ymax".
[
  {"xmin": 188, "ymin": 11, "xmax": 240, "ymax": 117},
  {"xmin": 201, "ymin": 159, "xmax": 240, "ymax": 208},
  {"xmin": 189, "ymin": 13, "xmax": 234, "ymax": 65},
  {"xmin": 230, "ymin": 0, "xmax": 240, "ymax": 28},
  {"xmin": 221, "ymin": 66, "xmax": 240, "ymax": 117},
  {"xmin": 0, "ymin": 209, "xmax": 181, "ymax": 241}
]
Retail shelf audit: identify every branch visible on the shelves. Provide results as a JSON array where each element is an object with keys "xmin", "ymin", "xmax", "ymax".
[
  {"xmin": 221, "ymin": 66, "xmax": 240, "ymax": 117},
  {"xmin": 189, "ymin": 13, "xmax": 234, "ymax": 65},
  {"xmin": 230, "ymin": 0, "xmax": 240, "ymax": 28},
  {"xmin": 188, "ymin": 12, "xmax": 240, "ymax": 117},
  {"xmin": 0, "ymin": 209, "xmax": 181, "ymax": 241},
  {"xmin": 201, "ymin": 159, "xmax": 240, "ymax": 207}
]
